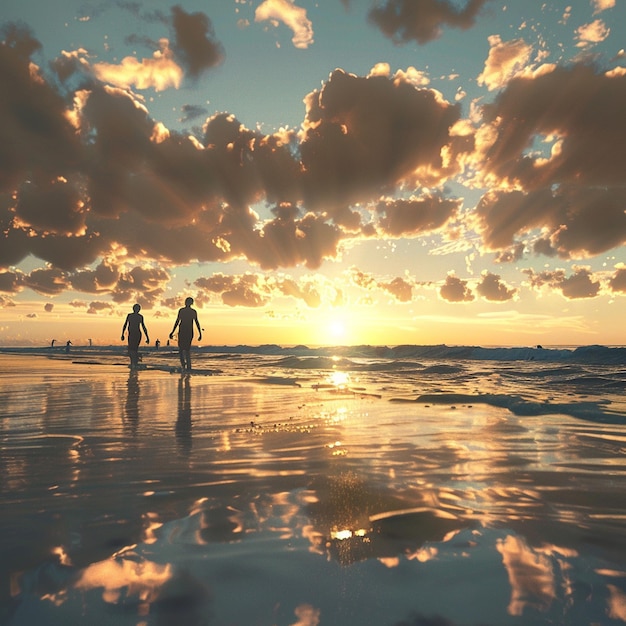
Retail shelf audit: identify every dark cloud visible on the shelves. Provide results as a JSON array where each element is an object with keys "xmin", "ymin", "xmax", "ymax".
[
  {"xmin": 4, "ymin": 14, "xmax": 622, "ymax": 321},
  {"xmin": 368, "ymin": 0, "xmax": 490, "ymax": 45},
  {"xmin": 480, "ymin": 64, "xmax": 626, "ymax": 188},
  {"xmin": 23, "ymin": 267, "xmax": 69, "ymax": 296},
  {"xmin": 111, "ymin": 266, "xmax": 170, "ymax": 306},
  {"xmin": 276, "ymin": 278, "xmax": 322, "ymax": 308},
  {"xmin": 494, "ymin": 243, "xmax": 525, "ymax": 264},
  {"xmin": 179, "ymin": 104, "xmax": 208, "ymax": 122},
  {"xmin": 439, "ymin": 274, "xmax": 474, "ymax": 302},
  {"xmin": 476, "ymin": 271, "xmax": 516, "ymax": 301},
  {"xmin": 195, "ymin": 273, "xmax": 268, "ymax": 308},
  {"xmin": 300, "ymin": 69, "xmax": 461, "ymax": 213},
  {"xmin": 532, "ymin": 238, "xmax": 558, "ymax": 258},
  {"xmin": 0, "ymin": 31, "xmax": 83, "ymax": 194},
  {"xmin": 87, "ymin": 301, "xmax": 115, "ymax": 314},
  {"xmin": 170, "ymin": 5, "xmax": 224, "ymax": 78},
  {"xmin": 0, "ymin": 270, "xmax": 24, "ymax": 293},
  {"xmin": 472, "ymin": 63, "xmax": 626, "ymax": 262},
  {"xmin": 69, "ymin": 261, "xmax": 120, "ymax": 293},
  {"xmin": 608, "ymin": 267, "xmax": 626, "ymax": 294},
  {"xmin": 195, "ymin": 272, "xmax": 329, "ymax": 308},
  {"xmin": 475, "ymin": 186, "xmax": 626, "ymax": 259},
  {"xmin": 381, "ymin": 276, "xmax": 413, "ymax": 302},
  {"xmin": 375, "ymin": 196, "xmax": 460, "ymax": 237},
  {"xmin": 560, "ymin": 268, "xmax": 601, "ymax": 299},
  {"xmin": 1, "ymin": 30, "xmax": 467, "ymax": 288},
  {"xmin": 15, "ymin": 179, "xmax": 85, "ymax": 235},
  {"xmin": 348, "ymin": 267, "xmax": 413, "ymax": 301},
  {"xmin": 523, "ymin": 267, "xmax": 601, "ymax": 299}
]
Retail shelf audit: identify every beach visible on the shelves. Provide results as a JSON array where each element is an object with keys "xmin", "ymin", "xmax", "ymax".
[{"xmin": 1, "ymin": 346, "xmax": 625, "ymax": 625}]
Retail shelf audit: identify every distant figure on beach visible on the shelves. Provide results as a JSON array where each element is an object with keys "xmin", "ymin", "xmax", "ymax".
[
  {"xmin": 155, "ymin": 339, "xmax": 161, "ymax": 350},
  {"xmin": 169, "ymin": 297, "xmax": 202, "ymax": 372},
  {"xmin": 51, "ymin": 339, "xmax": 56, "ymax": 348},
  {"xmin": 65, "ymin": 340, "xmax": 72, "ymax": 354},
  {"xmin": 121, "ymin": 304, "xmax": 150, "ymax": 369}
]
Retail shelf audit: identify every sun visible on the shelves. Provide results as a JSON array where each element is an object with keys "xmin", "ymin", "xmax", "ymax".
[{"xmin": 329, "ymin": 319, "xmax": 346, "ymax": 341}]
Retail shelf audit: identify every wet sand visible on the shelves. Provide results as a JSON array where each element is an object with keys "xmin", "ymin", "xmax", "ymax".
[{"xmin": 1, "ymin": 353, "xmax": 626, "ymax": 625}]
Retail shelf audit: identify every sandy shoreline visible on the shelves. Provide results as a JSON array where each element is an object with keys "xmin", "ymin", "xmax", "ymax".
[{"xmin": 1, "ymin": 353, "xmax": 626, "ymax": 625}]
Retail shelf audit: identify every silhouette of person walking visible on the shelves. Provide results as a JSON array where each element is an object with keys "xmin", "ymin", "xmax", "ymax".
[
  {"xmin": 169, "ymin": 297, "xmax": 202, "ymax": 372},
  {"xmin": 65, "ymin": 340, "xmax": 72, "ymax": 354},
  {"xmin": 121, "ymin": 303, "xmax": 149, "ymax": 369}
]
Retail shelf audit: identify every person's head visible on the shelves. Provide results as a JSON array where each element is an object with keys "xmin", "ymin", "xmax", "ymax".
[
  {"xmin": 185, "ymin": 297, "xmax": 194, "ymax": 306},
  {"xmin": 133, "ymin": 303, "xmax": 141, "ymax": 313}
]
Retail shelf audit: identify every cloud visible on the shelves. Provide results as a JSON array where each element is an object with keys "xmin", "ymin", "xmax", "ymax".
[
  {"xmin": 195, "ymin": 273, "xmax": 268, "ymax": 307},
  {"xmin": 15, "ymin": 179, "xmax": 86, "ymax": 235},
  {"xmin": 349, "ymin": 267, "xmax": 379, "ymax": 291},
  {"xmin": 78, "ymin": 5, "xmax": 224, "ymax": 90},
  {"xmin": 475, "ymin": 186, "xmax": 626, "ymax": 259},
  {"xmin": 476, "ymin": 271, "xmax": 517, "ymax": 301},
  {"xmin": 70, "ymin": 261, "xmax": 120, "ymax": 293},
  {"xmin": 592, "ymin": 0, "xmax": 615, "ymax": 14},
  {"xmin": 575, "ymin": 19, "xmax": 610, "ymax": 47},
  {"xmin": 478, "ymin": 64, "xmax": 626, "ymax": 189},
  {"xmin": 92, "ymin": 40, "xmax": 184, "ymax": 91},
  {"xmin": 170, "ymin": 6, "xmax": 225, "ymax": 77},
  {"xmin": 523, "ymin": 267, "xmax": 601, "ymax": 299},
  {"xmin": 179, "ymin": 104, "xmax": 208, "ymax": 122},
  {"xmin": 194, "ymin": 272, "xmax": 339, "ymax": 309},
  {"xmin": 375, "ymin": 195, "xmax": 460, "ymax": 237},
  {"xmin": 300, "ymin": 69, "xmax": 461, "ymax": 211},
  {"xmin": 347, "ymin": 267, "xmax": 414, "ymax": 302},
  {"xmin": 111, "ymin": 266, "xmax": 171, "ymax": 306},
  {"xmin": 275, "ymin": 277, "xmax": 322, "ymax": 308},
  {"xmin": 439, "ymin": 273, "xmax": 474, "ymax": 302},
  {"xmin": 608, "ymin": 265, "xmax": 626, "ymax": 294},
  {"xmin": 255, "ymin": 0, "xmax": 314, "ymax": 49},
  {"xmin": 4, "ymin": 18, "xmax": 623, "ymax": 318},
  {"xmin": 471, "ymin": 63, "xmax": 626, "ymax": 259},
  {"xmin": 381, "ymin": 276, "xmax": 413, "ymax": 302},
  {"xmin": 0, "ymin": 270, "xmax": 25, "ymax": 293},
  {"xmin": 23, "ymin": 268, "xmax": 69, "ymax": 296},
  {"xmin": 494, "ymin": 243, "xmax": 525, "ymax": 264},
  {"xmin": 87, "ymin": 301, "xmax": 115, "ymax": 314},
  {"xmin": 2, "ymin": 28, "xmax": 468, "ymax": 285},
  {"xmin": 368, "ymin": 0, "xmax": 490, "ymax": 45},
  {"xmin": 478, "ymin": 36, "xmax": 533, "ymax": 91}
]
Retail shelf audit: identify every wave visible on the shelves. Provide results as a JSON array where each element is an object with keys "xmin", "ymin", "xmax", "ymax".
[
  {"xmin": 391, "ymin": 392, "xmax": 626, "ymax": 425},
  {"xmin": 2, "ymin": 343, "xmax": 626, "ymax": 365},
  {"xmin": 203, "ymin": 343, "xmax": 626, "ymax": 365}
]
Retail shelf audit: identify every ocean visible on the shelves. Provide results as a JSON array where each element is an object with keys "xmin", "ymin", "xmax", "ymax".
[{"xmin": 1, "ymin": 344, "xmax": 625, "ymax": 625}]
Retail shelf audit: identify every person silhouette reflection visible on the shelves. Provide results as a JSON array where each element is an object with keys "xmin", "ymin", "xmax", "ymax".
[
  {"xmin": 176, "ymin": 375, "xmax": 192, "ymax": 454},
  {"xmin": 124, "ymin": 371, "xmax": 140, "ymax": 435}
]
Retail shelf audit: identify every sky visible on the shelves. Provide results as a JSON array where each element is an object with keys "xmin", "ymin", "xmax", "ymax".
[{"xmin": 0, "ymin": 0, "xmax": 625, "ymax": 347}]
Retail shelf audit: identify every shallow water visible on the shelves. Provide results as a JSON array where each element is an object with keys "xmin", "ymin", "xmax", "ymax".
[{"xmin": 1, "ymin": 352, "xmax": 625, "ymax": 625}]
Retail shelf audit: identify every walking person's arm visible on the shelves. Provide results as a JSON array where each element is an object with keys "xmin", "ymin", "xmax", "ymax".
[
  {"xmin": 169, "ymin": 311, "xmax": 181, "ymax": 339},
  {"xmin": 121, "ymin": 314, "xmax": 130, "ymax": 341},
  {"xmin": 195, "ymin": 313, "xmax": 202, "ymax": 341}
]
